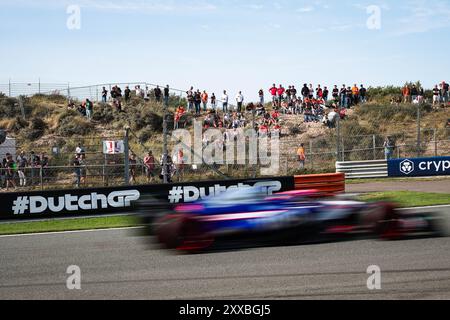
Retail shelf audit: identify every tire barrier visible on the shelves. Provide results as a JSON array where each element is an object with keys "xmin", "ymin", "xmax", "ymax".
[{"xmin": 294, "ymin": 173, "xmax": 345, "ymax": 194}]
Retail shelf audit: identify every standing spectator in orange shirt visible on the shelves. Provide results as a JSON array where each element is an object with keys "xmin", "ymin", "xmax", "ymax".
[
  {"xmin": 201, "ymin": 90, "xmax": 209, "ymax": 112},
  {"xmin": 402, "ymin": 85, "xmax": 410, "ymax": 103},
  {"xmin": 297, "ymin": 144, "xmax": 306, "ymax": 169},
  {"xmin": 352, "ymin": 84, "xmax": 359, "ymax": 105}
]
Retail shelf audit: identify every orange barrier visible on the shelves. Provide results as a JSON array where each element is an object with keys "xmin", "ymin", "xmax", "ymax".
[{"xmin": 294, "ymin": 173, "xmax": 345, "ymax": 194}]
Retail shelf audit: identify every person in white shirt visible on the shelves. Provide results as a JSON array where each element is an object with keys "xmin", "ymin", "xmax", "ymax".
[
  {"xmin": 222, "ymin": 90, "xmax": 229, "ymax": 113},
  {"xmin": 235, "ymin": 91, "xmax": 244, "ymax": 113},
  {"xmin": 327, "ymin": 109, "xmax": 338, "ymax": 128}
]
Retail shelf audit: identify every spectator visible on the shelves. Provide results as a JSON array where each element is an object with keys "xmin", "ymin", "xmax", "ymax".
[
  {"xmin": 29, "ymin": 151, "xmax": 39, "ymax": 186},
  {"xmin": 323, "ymin": 86, "xmax": 329, "ymax": 102},
  {"xmin": 277, "ymin": 85, "xmax": 285, "ymax": 105},
  {"xmin": 187, "ymin": 87, "xmax": 194, "ymax": 112},
  {"xmin": 297, "ymin": 144, "xmax": 306, "ymax": 169},
  {"xmin": 316, "ymin": 85, "xmax": 323, "ymax": 100},
  {"xmin": 384, "ymin": 137, "xmax": 395, "ymax": 160},
  {"xmin": 418, "ymin": 86, "xmax": 424, "ymax": 104},
  {"xmin": 5, "ymin": 153, "xmax": 16, "ymax": 191},
  {"xmin": 402, "ymin": 85, "xmax": 410, "ymax": 103},
  {"xmin": 144, "ymin": 151, "xmax": 156, "ymax": 183},
  {"xmin": 411, "ymin": 84, "xmax": 418, "ymax": 102},
  {"xmin": 346, "ymin": 87, "xmax": 353, "ymax": 107},
  {"xmin": 269, "ymin": 84, "xmax": 277, "ymax": 105},
  {"xmin": 301, "ymin": 84, "xmax": 309, "ymax": 101},
  {"xmin": 258, "ymin": 89, "xmax": 264, "ymax": 105},
  {"xmin": 174, "ymin": 105, "xmax": 186, "ymax": 129},
  {"xmin": 222, "ymin": 90, "xmax": 229, "ymax": 113},
  {"xmin": 124, "ymin": 86, "xmax": 131, "ymax": 102},
  {"xmin": 164, "ymin": 85, "xmax": 170, "ymax": 106},
  {"xmin": 145, "ymin": 86, "xmax": 151, "ymax": 101},
  {"xmin": 340, "ymin": 85, "xmax": 347, "ymax": 108},
  {"xmin": 72, "ymin": 154, "xmax": 81, "ymax": 188},
  {"xmin": 308, "ymin": 84, "xmax": 314, "ymax": 99},
  {"xmin": 101, "ymin": 87, "xmax": 108, "ymax": 103},
  {"xmin": 326, "ymin": 108, "xmax": 338, "ymax": 128},
  {"xmin": 160, "ymin": 153, "xmax": 174, "ymax": 183},
  {"xmin": 352, "ymin": 84, "xmax": 359, "ymax": 105},
  {"xmin": 443, "ymin": 81, "xmax": 449, "ymax": 103},
  {"xmin": 236, "ymin": 91, "xmax": 244, "ymax": 113},
  {"xmin": 359, "ymin": 85, "xmax": 367, "ymax": 104},
  {"xmin": 16, "ymin": 151, "xmax": 28, "ymax": 187},
  {"xmin": 201, "ymin": 90, "xmax": 209, "ymax": 112},
  {"xmin": 76, "ymin": 143, "xmax": 85, "ymax": 157},
  {"xmin": 433, "ymin": 85, "xmax": 440, "ymax": 106},
  {"xmin": 290, "ymin": 86, "xmax": 297, "ymax": 101},
  {"xmin": 194, "ymin": 89, "xmax": 202, "ymax": 115},
  {"xmin": 135, "ymin": 85, "xmax": 143, "ymax": 99},
  {"xmin": 211, "ymin": 93, "xmax": 216, "ymax": 109},
  {"xmin": 154, "ymin": 86, "xmax": 162, "ymax": 103},
  {"xmin": 85, "ymin": 99, "xmax": 93, "ymax": 120},
  {"xmin": 129, "ymin": 153, "xmax": 137, "ymax": 184}
]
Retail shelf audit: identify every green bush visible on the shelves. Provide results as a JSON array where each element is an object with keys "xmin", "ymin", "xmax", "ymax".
[{"xmin": 58, "ymin": 112, "xmax": 94, "ymax": 136}]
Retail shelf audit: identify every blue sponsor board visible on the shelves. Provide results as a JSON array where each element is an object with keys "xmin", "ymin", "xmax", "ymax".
[{"xmin": 388, "ymin": 157, "xmax": 450, "ymax": 177}]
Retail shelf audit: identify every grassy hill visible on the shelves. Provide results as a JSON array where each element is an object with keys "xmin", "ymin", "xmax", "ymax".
[{"xmin": 0, "ymin": 90, "xmax": 449, "ymax": 188}]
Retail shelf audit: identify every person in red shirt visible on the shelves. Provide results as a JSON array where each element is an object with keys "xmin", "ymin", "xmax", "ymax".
[
  {"xmin": 269, "ymin": 84, "xmax": 277, "ymax": 105},
  {"xmin": 277, "ymin": 85, "xmax": 285, "ymax": 102}
]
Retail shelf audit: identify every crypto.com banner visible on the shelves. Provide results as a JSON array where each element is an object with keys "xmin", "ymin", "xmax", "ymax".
[
  {"xmin": 0, "ymin": 176, "xmax": 295, "ymax": 220},
  {"xmin": 388, "ymin": 157, "xmax": 450, "ymax": 177}
]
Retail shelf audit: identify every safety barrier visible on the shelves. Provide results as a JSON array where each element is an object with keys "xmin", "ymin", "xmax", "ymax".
[
  {"xmin": 336, "ymin": 160, "xmax": 388, "ymax": 179},
  {"xmin": 294, "ymin": 173, "xmax": 345, "ymax": 193}
]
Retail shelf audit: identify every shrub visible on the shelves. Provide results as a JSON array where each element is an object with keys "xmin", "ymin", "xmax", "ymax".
[
  {"xmin": 0, "ymin": 97, "xmax": 21, "ymax": 118},
  {"xmin": 58, "ymin": 112, "xmax": 94, "ymax": 136},
  {"xmin": 92, "ymin": 103, "xmax": 115, "ymax": 124}
]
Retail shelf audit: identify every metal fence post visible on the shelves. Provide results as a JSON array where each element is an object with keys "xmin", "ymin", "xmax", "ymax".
[
  {"xmin": 8, "ymin": 78, "xmax": 11, "ymax": 96},
  {"xmin": 38, "ymin": 78, "xmax": 41, "ymax": 94},
  {"xmin": 40, "ymin": 166, "xmax": 43, "ymax": 190},
  {"xmin": 417, "ymin": 105, "xmax": 421, "ymax": 158},
  {"xmin": 373, "ymin": 135, "xmax": 376, "ymax": 160},
  {"xmin": 162, "ymin": 98, "xmax": 169, "ymax": 184},
  {"xmin": 124, "ymin": 128, "xmax": 130, "ymax": 185}
]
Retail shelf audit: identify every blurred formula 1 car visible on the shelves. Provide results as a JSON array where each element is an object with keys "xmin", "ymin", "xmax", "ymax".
[{"xmin": 148, "ymin": 188, "xmax": 443, "ymax": 253}]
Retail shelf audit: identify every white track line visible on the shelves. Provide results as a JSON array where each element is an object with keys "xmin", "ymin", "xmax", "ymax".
[{"xmin": 0, "ymin": 226, "xmax": 144, "ymax": 238}]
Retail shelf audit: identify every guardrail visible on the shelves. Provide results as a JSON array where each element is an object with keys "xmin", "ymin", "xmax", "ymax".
[
  {"xmin": 294, "ymin": 173, "xmax": 345, "ymax": 193},
  {"xmin": 336, "ymin": 160, "xmax": 388, "ymax": 179}
]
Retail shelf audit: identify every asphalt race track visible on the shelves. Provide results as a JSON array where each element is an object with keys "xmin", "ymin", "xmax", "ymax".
[{"xmin": 0, "ymin": 229, "xmax": 449, "ymax": 300}]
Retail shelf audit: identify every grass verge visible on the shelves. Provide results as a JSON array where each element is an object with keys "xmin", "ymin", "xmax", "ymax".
[
  {"xmin": 1, "ymin": 191, "xmax": 449, "ymax": 236},
  {"xmin": 0, "ymin": 215, "xmax": 139, "ymax": 236},
  {"xmin": 358, "ymin": 191, "xmax": 450, "ymax": 208}
]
